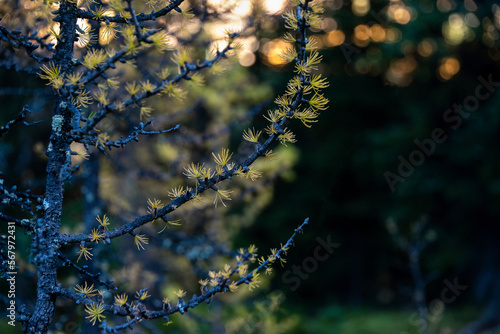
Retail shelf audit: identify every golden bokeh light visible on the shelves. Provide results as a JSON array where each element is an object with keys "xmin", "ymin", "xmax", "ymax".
[
  {"xmin": 232, "ymin": 0, "xmax": 253, "ymax": 17},
  {"xmin": 239, "ymin": 50, "xmax": 256, "ymax": 67},
  {"xmin": 394, "ymin": 57, "xmax": 417, "ymax": 74},
  {"xmin": 388, "ymin": 2, "xmax": 412, "ymax": 25},
  {"xmin": 46, "ymin": 23, "xmax": 60, "ymax": 47},
  {"xmin": 204, "ymin": 20, "xmax": 245, "ymax": 40},
  {"xmin": 98, "ymin": 9, "xmax": 117, "ymax": 45},
  {"xmin": 207, "ymin": 0, "xmax": 234, "ymax": 11},
  {"xmin": 240, "ymin": 36, "xmax": 260, "ymax": 52},
  {"xmin": 185, "ymin": 19, "xmax": 202, "ymax": 35},
  {"xmin": 325, "ymin": 30, "xmax": 345, "ymax": 47},
  {"xmin": 310, "ymin": 35, "xmax": 325, "ymax": 49},
  {"xmin": 261, "ymin": 39, "xmax": 293, "ymax": 66},
  {"xmin": 209, "ymin": 40, "xmax": 227, "ymax": 56},
  {"xmin": 23, "ymin": 0, "xmax": 36, "ymax": 10},
  {"xmin": 99, "ymin": 27, "xmax": 112, "ymax": 45},
  {"xmin": 442, "ymin": 13, "xmax": 472, "ymax": 45},
  {"xmin": 70, "ymin": 143, "xmax": 87, "ymax": 164},
  {"xmin": 417, "ymin": 38, "xmax": 437, "ymax": 57},
  {"xmin": 237, "ymin": 35, "xmax": 259, "ymax": 66},
  {"xmin": 353, "ymin": 24, "xmax": 370, "ymax": 47},
  {"xmin": 352, "ymin": 0, "xmax": 370, "ymax": 17},
  {"xmin": 75, "ymin": 18, "xmax": 91, "ymax": 48},
  {"xmin": 263, "ymin": 0, "xmax": 288, "ymax": 14},
  {"xmin": 322, "ymin": 17, "xmax": 338, "ymax": 32},
  {"xmin": 386, "ymin": 56, "xmax": 417, "ymax": 87},
  {"xmin": 438, "ymin": 57, "xmax": 460, "ymax": 80},
  {"xmin": 370, "ymin": 25, "xmax": 386, "ymax": 43},
  {"xmin": 384, "ymin": 27, "xmax": 402, "ymax": 43},
  {"xmin": 168, "ymin": 36, "xmax": 179, "ymax": 48},
  {"xmin": 394, "ymin": 7, "xmax": 411, "ymax": 24}
]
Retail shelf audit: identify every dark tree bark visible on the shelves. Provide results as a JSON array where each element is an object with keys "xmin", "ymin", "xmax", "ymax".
[{"xmin": 25, "ymin": 2, "xmax": 77, "ymax": 333}]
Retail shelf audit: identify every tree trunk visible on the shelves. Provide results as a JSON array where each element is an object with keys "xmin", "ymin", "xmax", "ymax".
[{"xmin": 25, "ymin": 2, "xmax": 77, "ymax": 333}]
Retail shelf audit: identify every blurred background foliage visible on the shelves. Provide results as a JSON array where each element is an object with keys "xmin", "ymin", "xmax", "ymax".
[{"xmin": 1, "ymin": 0, "xmax": 500, "ymax": 333}]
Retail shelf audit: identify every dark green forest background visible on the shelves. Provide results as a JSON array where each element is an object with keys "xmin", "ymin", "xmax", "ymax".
[
  {"xmin": 1, "ymin": 0, "xmax": 500, "ymax": 333},
  {"xmin": 241, "ymin": 0, "xmax": 500, "ymax": 332}
]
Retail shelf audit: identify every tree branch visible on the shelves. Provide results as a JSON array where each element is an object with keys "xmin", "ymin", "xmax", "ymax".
[
  {"xmin": 75, "ymin": 0, "xmax": 185, "ymax": 23},
  {"xmin": 56, "ymin": 219, "xmax": 309, "ymax": 332},
  {"xmin": 78, "ymin": 41, "xmax": 235, "ymax": 134},
  {"xmin": 61, "ymin": 10, "xmax": 312, "ymax": 244},
  {"xmin": 57, "ymin": 252, "xmax": 117, "ymax": 290},
  {"xmin": 0, "ymin": 105, "xmax": 41, "ymax": 138},
  {"xmin": 72, "ymin": 120, "xmax": 179, "ymax": 151},
  {"xmin": 0, "ymin": 21, "xmax": 53, "ymax": 62}
]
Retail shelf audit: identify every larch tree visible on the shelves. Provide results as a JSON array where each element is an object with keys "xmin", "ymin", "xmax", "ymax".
[{"xmin": 0, "ymin": 0, "xmax": 329, "ymax": 333}]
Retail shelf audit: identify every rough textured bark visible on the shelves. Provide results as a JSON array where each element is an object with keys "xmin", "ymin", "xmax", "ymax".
[{"xmin": 25, "ymin": 2, "xmax": 77, "ymax": 333}]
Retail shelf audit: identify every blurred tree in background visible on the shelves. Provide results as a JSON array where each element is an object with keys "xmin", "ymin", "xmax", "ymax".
[
  {"xmin": 1, "ymin": 0, "xmax": 500, "ymax": 333},
  {"xmin": 243, "ymin": 0, "xmax": 500, "ymax": 333}
]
